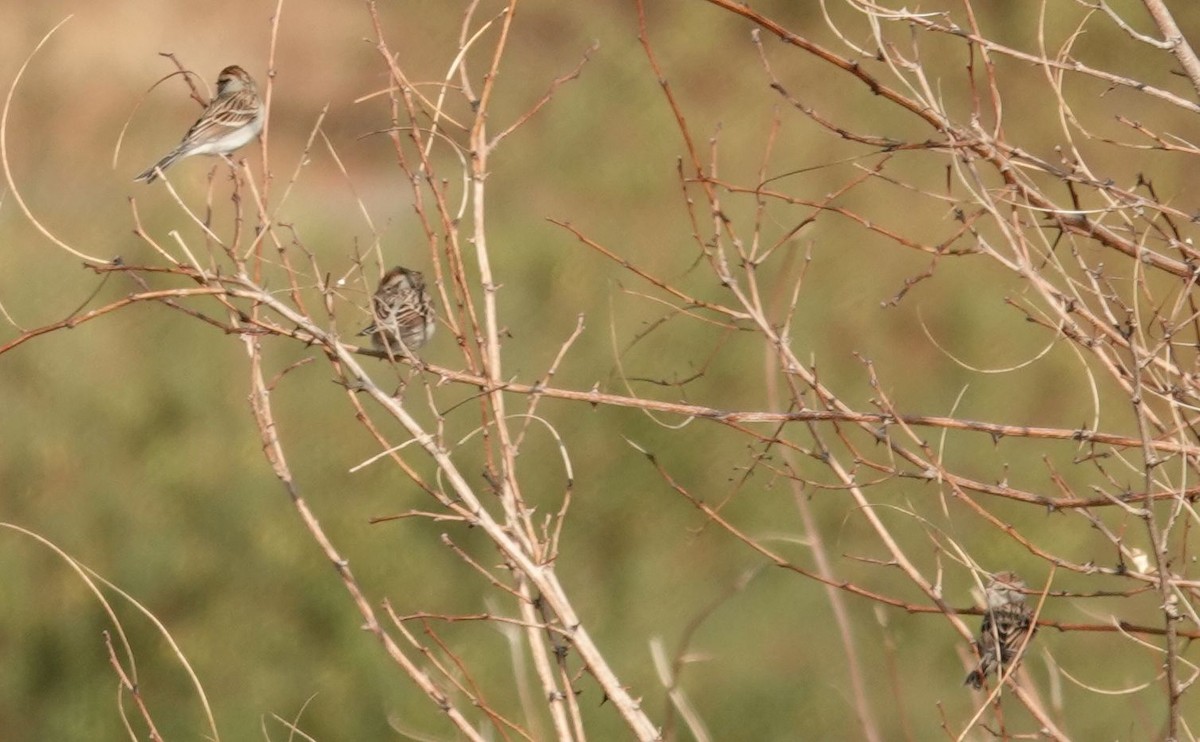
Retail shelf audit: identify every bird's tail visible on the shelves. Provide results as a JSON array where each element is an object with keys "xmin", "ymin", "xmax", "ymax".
[
  {"xmin": 133, "ymin": 147, "xmax": 186, "ymax": 184},
  {"xmin": 964, "ymin": 669, "xmax": 985, "ymax": 689}
]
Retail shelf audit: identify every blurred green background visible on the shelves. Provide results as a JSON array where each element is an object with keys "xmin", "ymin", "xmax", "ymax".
[{"xmin": 2, "ymin": 1, "xmax": 1200, "ymax": 739}]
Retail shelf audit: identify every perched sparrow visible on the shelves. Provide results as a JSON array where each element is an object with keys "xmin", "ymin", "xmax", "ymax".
[
  {"xmin": 359, "ymin": 266, "xmax": 436, "ymax": 356},
  {"xmin": 134, "ymin": 65, "xmax": 264, "ymax": 183},
  {"xmin": 965, "ymin": 571, "xmax": 1036, "ymax": 689}
]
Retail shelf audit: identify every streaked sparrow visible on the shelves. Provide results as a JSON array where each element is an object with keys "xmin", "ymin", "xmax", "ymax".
[
  {"xmin": 359, "ymin": 266, "xmax": 436, "ymax": 356},
  {"xmin": 134, "ymin": 65, "xmax": 264, "ymax": 183},
  {"xmin": 965, "ymin": 571, "xmax": 1036, "ymax": 689}
]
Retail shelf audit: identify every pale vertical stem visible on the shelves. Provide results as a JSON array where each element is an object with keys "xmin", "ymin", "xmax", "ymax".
[
  {"xmin": 759, "ymin": 254, "xmax": 880, "ymax": 741},
  {"xmin": 1129, "ymin": 334, "xmax": 1181, "ymax": 738},
  {"xmin": 466, "ymin": 2, "xmax": 538, "ymax": 553},
  {"xmin": 783, "ymin": 449, "xmax": 882, "ymax": 739},
  {"xmin": 466, "ymin": 4, "xmax": 579, "ymax": 739},
  {"xmin": 259, "ymin": 0, "xmax": 284, "ymax": 206},
  {"xmin": 1141, "ymin": 0, "xmax": 1200, "ymax": 95}
]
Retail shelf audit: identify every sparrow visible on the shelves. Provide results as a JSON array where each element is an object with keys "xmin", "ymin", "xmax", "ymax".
[
  {"xmin": 359, "ymin": 266, "xmax": 436, "ymax": 356},
  {"xmin": 134, "ymin": 65, "xmax": 264, "ymax": 183},
  {"xmin": 965, "ymin": 571, "xmax": 1036, "ymax": 689}
]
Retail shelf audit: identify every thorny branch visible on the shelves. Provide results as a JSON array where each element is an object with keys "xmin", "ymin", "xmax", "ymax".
[{"xmin": 6, "ymin": 0, "xmax": 1200, "ymax": 739}]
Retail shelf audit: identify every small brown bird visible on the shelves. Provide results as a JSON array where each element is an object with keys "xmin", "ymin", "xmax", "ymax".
[
  {"xmin": 965, "ymin": 571, "xmax": 1036, "ymax": 690},
  {"xmin": 359, "ymin": 266, "xmax": 436, "ymax": 356},
  {"xmin": 134, "ymin": 65, "xmax": 264, "ymax": 183}
]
